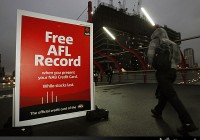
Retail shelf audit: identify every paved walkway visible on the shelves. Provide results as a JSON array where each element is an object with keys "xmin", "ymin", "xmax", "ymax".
[{"xmin": 0, "ymin": 83, "xmax": 199, "ymax": 137}]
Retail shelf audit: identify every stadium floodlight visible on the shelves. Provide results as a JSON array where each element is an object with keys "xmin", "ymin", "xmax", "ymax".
[
  {"xmin": 141, "ymin": 7, "xmax": 155, "ymax": 26},
  {"xmin": 103, "ymin": 26, "xmax": 116, "ymax": 40}
]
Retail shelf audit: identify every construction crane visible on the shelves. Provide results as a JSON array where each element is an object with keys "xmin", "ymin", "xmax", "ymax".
[
  {"xmin": 118, "ymin": 1, "xmax": 122, "ymax": 9},
  {"xmin": 123, "ymin": 0, "xmax": 126, "ymax": 10},
  {"xmin": 137, "ymin": 0, "xmax": 142, "ymax": 15},
  {"xmin": 109, "ymin": 0, "xmax": 113, "ymax": 7},
  {"xmin": 97, "ymin": 0, "xmax": 101, "ymax": 6},
  {"xmin": 118, "ymin": 0, "xmax": 127, "ymax": 12}
]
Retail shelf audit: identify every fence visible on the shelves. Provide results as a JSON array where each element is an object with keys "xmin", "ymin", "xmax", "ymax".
[{"xmin": 99, "ymin": 68, "xmax": 200, "ymax": 85}]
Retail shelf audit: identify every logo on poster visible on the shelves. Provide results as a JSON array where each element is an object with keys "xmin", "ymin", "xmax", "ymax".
[{"xmin": 84, "ymin": 27, "xmax": 90, "ymax": 36}]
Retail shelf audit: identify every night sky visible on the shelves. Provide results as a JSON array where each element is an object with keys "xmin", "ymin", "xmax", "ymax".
[{"xmin": 0, "ymin": 0, "xmax": 200, "ymax": 74}]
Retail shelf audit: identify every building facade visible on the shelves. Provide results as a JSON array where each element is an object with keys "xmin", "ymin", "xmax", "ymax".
[
  {"xmin": 184, "ymin": 48, "xmax": 195, "ymax": 68},
  {"xmin": 92, "ymin": 2, "xmax": 181, "ymax": 73},
  {"xmin": 0, "ymin": 54, "xmax": 5, "ymax": 77}
]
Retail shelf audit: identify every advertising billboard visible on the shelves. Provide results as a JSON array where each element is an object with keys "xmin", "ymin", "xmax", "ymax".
[{"xmin": 14, "ymin": 10, "xmax": 94, "ymax": 126}]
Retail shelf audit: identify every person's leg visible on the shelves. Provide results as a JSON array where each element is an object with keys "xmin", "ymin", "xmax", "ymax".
[
  {"xmin": 95, "ymin": 77, "xmax": 98, "ymax": 85},
  {"xmin": 155, "ymin": 84, "xmax": 160, "ymax": 98},
  {"xmin": 151, "ymin": 70, "xmax": 168, "ymax": 118},
  {"xmin": 154, "ymin": 69, "xmax": 196, "ymax": 123},
  {"xmin": 154, "ymin": 95, "xmax": 167, "ymax": 115},
  {"xmin": 164, "ymin": 69, "xmax": 198, "ymax": 132},
  {"xmin": 109, "ymin": 75, "xmax": 112, "ymax": 84},
  {"xmin": 107, "ymin": 75, "xmax": 109, "ymax": 82}
]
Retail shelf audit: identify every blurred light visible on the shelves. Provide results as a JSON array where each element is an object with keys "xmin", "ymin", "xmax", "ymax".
[
  {"xmin": 141, "ymin": 7, "xmax": 155, "ymax": 26},
  {"xmin": 103, "ymin": 26, "xmax": 116, "ymax": 40}
]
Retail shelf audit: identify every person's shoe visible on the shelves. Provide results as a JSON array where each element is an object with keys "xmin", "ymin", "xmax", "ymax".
[
  {"xmin": 177, "ymin": 124, "xmax": 198, "ymax": 134},
  {"xmin": 151, "ymin": 109, "xmax": 162, "ymax": 119}
]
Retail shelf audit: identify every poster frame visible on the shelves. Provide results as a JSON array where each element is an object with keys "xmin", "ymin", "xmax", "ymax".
[{"xmin": 14, "ymin": 9, "xmax": 94, "ymax": 127}]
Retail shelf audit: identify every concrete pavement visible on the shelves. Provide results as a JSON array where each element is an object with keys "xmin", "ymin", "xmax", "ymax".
[{"xmin": 0, "ymin": 83, "xmax": 199, "ymax": 137}]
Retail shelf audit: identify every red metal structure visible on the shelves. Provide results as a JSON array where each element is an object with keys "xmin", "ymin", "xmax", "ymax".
[
  {"xmin": 94, "ymin": 48, "xmax": 122, "ymax": 73},
  {"xmin": 115, "ymin": 39, "xmax": 148, "ymax": 83}
]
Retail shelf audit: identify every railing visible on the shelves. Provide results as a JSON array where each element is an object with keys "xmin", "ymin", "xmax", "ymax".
[
  {"xmin": 0, "ymin": 69, "xmax": 200, "ymax": 92},
  {"xmin": 98, "ymin": 68, "xmax": 200, "ymax": 85}
]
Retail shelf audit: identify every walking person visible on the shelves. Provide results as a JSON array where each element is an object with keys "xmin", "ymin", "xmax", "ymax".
[
  {"xmin": 147, "ymin": 25, "xmax": 198, "ymax": 135},
  {"xmin": 106, "ymin": 66, "xmax": 113, "ymax": 84},
  {"xmin": 94, "ymin": 70, "xmax": 99, "ymax": 86}
]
